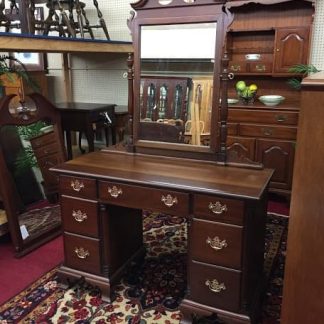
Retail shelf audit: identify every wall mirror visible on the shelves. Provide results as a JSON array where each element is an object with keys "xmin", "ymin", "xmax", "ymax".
[
  {"xmin": 128, "ymin": 0, "xmax": 230, "ymax": 161},
  {"xmin": 0, "ymin": 93, "xmax": 66, "ymax": 257},
  {"xmin": 140, "ymin": 23, "xmax": 216, "ymax": 147}
]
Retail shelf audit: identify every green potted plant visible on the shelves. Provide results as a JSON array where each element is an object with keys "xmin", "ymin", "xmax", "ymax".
[
  {"xmin": 0, "ymin": 54, "xmax": 39, "ymax": 94},
  {"xmin": 288, "ymin": 64, "xmax": 320, "ymax": 90}
]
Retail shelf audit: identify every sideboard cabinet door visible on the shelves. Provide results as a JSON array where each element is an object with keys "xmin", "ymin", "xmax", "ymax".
[{"xmin": 274, "ymin": 27, "xmax": 310, "ymax": 73}]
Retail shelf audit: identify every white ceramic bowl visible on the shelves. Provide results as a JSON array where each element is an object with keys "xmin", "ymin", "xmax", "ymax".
[
  {"xmin": 228, "ymin": 98, "xmax": 239, "ymax": 105},
  {"xmin": 259, "ymin": 95, "xmax": 285, "ymax": 107},
  {"xmin": 219, "ymin": 98, "xmax": 239, "ymax": 104}
]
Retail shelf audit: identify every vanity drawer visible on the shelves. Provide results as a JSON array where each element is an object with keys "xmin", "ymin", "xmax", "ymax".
[
  {"xmin": 99, "ymin": 181, "xmax": 189, "ymax": 216},
  {"xmin": 239, "ymin": 124, "xmax": 297, "ymax": 140},
  {"xmin": 64, "ymin": 233, "xmax": 101, "ymax": 275},
  {"xmin": 228, "ymin": 109, "xmax": 298, "ymax": 126},
  {"xmin": 61, "ymin": 196, "xmax": 98, "ymax": 237},
  {"xmin": 191, "ymin": 219, "xmax": 243, "ymax": 269},
  {"xmin": 60, "ymin": 175, "xmax": 97, "ymax": 199},
  {"xmin": 193, "ymin": 194, "xmax": 244, "ymax": 226},
  {"xmin": 189, "ymin": 260, "xmax": 241, "ymax": 312}
]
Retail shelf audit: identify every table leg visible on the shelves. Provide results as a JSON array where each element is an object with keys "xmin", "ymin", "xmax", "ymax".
[
  {"xmin": 85, "ymin": 125, "xmax": 95, "ymax": 152},
  {"xmin": 65, "ymin": 131, "xmax": 73, "ymax": 160}
]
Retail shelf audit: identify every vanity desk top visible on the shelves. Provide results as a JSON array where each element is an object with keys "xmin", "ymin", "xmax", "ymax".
[{"xmin": 53, "ymin": 149, "xmax": 272, "ymax": 199}]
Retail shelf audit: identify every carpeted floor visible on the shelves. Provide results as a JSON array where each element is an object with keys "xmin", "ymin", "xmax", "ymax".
[{"xmin": 0, "ymin": 211, "xmax": 288, "ymax": 324}]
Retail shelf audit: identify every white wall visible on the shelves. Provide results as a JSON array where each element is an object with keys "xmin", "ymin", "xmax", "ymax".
[{"xmin": 310, "ymin": 0, "xmax": 324, "ymax": 70}]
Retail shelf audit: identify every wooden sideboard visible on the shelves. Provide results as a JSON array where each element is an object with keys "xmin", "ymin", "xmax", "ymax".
[
  {"xmin": 52, "ymin": 150, "xmax": 273, "ymax": 323},
  {"xmin": 227, "ymin": 100, "xmax": 298, "ymax": 195},
  {"xmin": 225, "ymin": 0, "xmax": 314, "ymax": 197}
]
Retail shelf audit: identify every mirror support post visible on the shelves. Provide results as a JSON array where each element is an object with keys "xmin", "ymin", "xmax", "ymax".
[
  {"xmin": 218, "ymin": 50, "xmax": 230, "ymax": 163},
  {"xmin": 126, "ymin": 52, "xmax": 135, "ymax": 152}
]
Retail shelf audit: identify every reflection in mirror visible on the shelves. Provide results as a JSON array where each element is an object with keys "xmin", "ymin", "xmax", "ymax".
[
  {"xmin": 140, "ymin": 23, "xmax": 217, "ymax": 147},
  {"xmin": 0, "ymin": 93, "xmax": 65, "ymax": 257},
  {"xmin": 0, "ymin": 122, "xmax": 61, "ymax": 242}
]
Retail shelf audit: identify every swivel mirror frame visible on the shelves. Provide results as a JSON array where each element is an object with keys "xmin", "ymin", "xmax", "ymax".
[{"xmin": 127, "ymin": 0, "xmax": 232, "ymax": 162}]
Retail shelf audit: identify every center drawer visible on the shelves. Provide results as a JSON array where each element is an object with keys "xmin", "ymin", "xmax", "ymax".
[{"xmin": 99, "ymin": 181, "xmax": 189, "ymax": 216}]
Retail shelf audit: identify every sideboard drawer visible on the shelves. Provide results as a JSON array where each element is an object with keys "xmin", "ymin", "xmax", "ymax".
[
  {"xmin": 99, "ymin": 181, "xmax": 189, "ymax": 216},
  {"xmin": 191, "ymin": 219, "xmax": 243, "ymax": 269},
  {"xmin": 228, "ymin": 109, "xmax": 298, "ymax": 126},
  {"xmin": 60, "ymin": 175, "xmax": 97, "ymax": 199},
  {"xmin": 239, "ymin": 124, "xmax": 297, "ymax": 140},
  {"xmin": 64, "ymin": 233, "xmax": 101, "ymax": 275},
  {"xmin": 189, "ymin": 261, "xmax": 241, "ymax": 312},
  {"xmin": 61, "ymin": 196, "xmax": 99, "ymax": 237},
  {"xmin": 194, "ymin": 194, "xmax": 244, "ymax": 225}
]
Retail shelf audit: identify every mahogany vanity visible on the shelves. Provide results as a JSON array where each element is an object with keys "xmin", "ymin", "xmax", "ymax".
[{"xmin": 48, "ymin": 0, "xmax": 316, "ymax": 322}]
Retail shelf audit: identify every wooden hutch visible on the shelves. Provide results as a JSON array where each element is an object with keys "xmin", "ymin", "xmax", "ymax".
[{"xmin": 225, "ymin": 0, "xmax": 315, "ymax": 197}]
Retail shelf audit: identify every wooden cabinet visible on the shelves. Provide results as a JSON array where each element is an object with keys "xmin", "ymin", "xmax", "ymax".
[
  {"xmin": 227, "ymin": 104, "xmax": 297, "ymax": 195},
  {"xmin": 281, "ymin": 72, "xmax": 324, "ymax": 324}
]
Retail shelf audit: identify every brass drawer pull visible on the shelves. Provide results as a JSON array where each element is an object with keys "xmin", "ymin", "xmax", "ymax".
[
  {"xmin": 161, "ymin": 194, "xmax": 178, "ymax": 207},
  {"xmin": 74, "ymin": 247, "xmax": 90, "ymax": 259},
  {"xmin": 262, "ymin": 127, "xmax": 273, "ymax": 136},
  {"xmin": 208, "ymin": 202, "xmax": 227, "ymax": 215},
  {"xmin": 205, "ymin": 279, "xmax": 226, "ymax": 293},
  {"xmin": 276, "ymin": 114, "xmax": 287, "ymax": 122},
  {"xmin": 230, "ymin": 64, "xmax": 241, "ymax": 72},
  {"xmin": 71, "ymin": 180, "xmax": 84, "ymax": 192},
  {"xmin": 206, "ymin": 236, "xmax": 228, "ymax": 251},
  {"xmin": 255, "ymin": 64, "xmax": 266, "ymax": 72},
  {"xmin": 108, "ymin": 185, "xmax": 123, "ymax": 198},
  {"xmin": 72, "ymin": 210, "xmax": 88, "ymax": 223}
]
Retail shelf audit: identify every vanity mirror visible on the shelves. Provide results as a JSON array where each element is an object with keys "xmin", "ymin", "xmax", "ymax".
[
  {"xmin": 127, "ymin": 0, "xmax": 232, "ymax": 161},
  {"xmin": 0, "ymin": 93, "xmax": 66, "ymax": 257}
]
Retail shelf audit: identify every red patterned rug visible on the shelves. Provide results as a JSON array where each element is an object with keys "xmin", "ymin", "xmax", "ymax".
[{"xmin": 0, "ymin": 212, "xmax": 288, "ymax": 324}]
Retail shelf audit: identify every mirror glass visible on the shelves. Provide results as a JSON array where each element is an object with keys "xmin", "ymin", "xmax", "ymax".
[
  {"xmin": 0, "ymin": 122, "xmax": 61, "ymax": 242},
  {"xmin": 139, "ymin": 22, "xmax": 217, "ymax": 147}
]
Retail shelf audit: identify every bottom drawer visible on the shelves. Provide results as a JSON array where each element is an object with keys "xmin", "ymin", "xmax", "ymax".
[
  {"xmin": 64, "ymin": 233, "xmax": 101, "ymax": 275},
  {"xmin": 189, "ymin": 260, "xmax": 241, "ymax": 312}
]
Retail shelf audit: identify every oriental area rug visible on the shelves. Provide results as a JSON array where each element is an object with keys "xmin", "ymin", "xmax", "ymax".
[{"xmin": 0, "ymin": 212, "xmax": 288, "ymax": 324}]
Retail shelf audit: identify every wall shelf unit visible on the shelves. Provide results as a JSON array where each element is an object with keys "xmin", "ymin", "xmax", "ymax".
[{"xmin": 0, "ymin": 33, "xmax": 133, "ymax": 53}]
